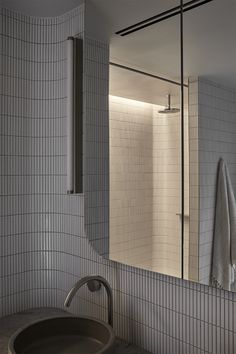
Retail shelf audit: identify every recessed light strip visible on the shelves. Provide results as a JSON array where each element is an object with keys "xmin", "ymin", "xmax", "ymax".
[{"xmin": 116, "ymin": 0, "xmax": 214, "ymax": 36}]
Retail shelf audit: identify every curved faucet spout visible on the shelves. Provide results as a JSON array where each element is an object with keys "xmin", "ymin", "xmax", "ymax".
[{"xmin": 64, "ymin": 275, "xmax": 113, "ymax": 327}]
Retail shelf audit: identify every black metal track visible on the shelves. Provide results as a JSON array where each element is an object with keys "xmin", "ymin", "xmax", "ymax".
[
  {"xmin": 116, "ymin": 0, "xmax": 213, "ymax": 36},
  {"xmin": 180, "ymin": 0, "xmax": 185, "ymax": 280},
  {"xmin": 109, "ymin": 62, "xmax": 188, "ymax": 88}
]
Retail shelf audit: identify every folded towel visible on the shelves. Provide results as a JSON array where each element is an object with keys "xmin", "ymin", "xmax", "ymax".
[{"xmin": 211, "ymin": 159, "xmax": 236, "ymax": 290}]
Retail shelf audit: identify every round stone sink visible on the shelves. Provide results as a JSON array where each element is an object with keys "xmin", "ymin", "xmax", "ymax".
[{"xmin": 8, "ymin": 316, "xmax": 115, "ymax": 354}]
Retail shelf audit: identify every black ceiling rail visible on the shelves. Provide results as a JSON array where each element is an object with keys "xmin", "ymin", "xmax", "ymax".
[
  {"xmin": 115, "ymin": 0, "xmax": 186, "ymax": 35},
  {"xmin": 116, "ymin": 0, "xmax": 213, "ymax": 36},
  {"xmin": 109, "ymin": 62, "xmax": 189, "ymax": 88}
]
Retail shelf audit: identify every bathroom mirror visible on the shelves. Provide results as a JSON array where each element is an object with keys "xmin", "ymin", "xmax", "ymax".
[
  {"xmin": 85, "ymin": 0, "xmax": 186, "ymax": 278},
  {"xmin": 182, "ymin": 0, "xmax": 236, "ymax": 290},
  {"xmin": 85, "ymin": 0, "xmax": 236, "ymax": 292},
  {"xmin": 107, "ymin": 2, "xmax": 191, "ymax": 280}
]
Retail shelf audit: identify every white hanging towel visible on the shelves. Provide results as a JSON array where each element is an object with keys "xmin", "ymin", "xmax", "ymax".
[{"xmin": 211, "ymin": 159, "xmax": 236, "ymax": 290}]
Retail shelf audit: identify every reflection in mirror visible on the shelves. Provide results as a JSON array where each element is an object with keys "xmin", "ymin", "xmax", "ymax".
[
  {"xmin": 85, "ymin": 1, "xmax": 190, "ymax": 280},
  {"xmin": 183, "ymin": 0, "xmax": 236, "ymax": 291},
  {"xmin": 106, "ymin": 6, "xmax": 191, "ymax": 279},
  {"xmin": 85, "ymin": 0, "xmax": 236, "ymax": 292},
  {"xmin": 109, "ymin": 63, "xmax": 188, "ymax": 278}
]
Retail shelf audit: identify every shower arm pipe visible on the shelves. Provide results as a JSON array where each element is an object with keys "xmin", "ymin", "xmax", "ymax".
[
  {"xmin": 167, "ymin": 94, "xmax": 171, "ymax": 109},
  {"xmin": 67, "ymin": 37, "xmax": 74, "ymax": 194}
]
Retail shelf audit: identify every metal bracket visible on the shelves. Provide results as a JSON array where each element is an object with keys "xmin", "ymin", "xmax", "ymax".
[{"xmin": 87, "ymin": 279, "xmax": 102, "ymax": 292}]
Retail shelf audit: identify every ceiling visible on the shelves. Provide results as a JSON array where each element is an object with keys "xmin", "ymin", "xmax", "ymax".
[
  {"xmin": 109, "ymin": 65, "xmax": 189, "ymax": 107},
  {"xmin": 95, "ymin": 0, "xmax": 236, "ymax": 101},
  {"xmin": 0, "ymin": 0, "xmax": 84, "ymax": 17},
  {"xmin": 107, "ymin": 0, "xmax": 236, "ymax": 90},
  {"xmin": 0, "ymin": 0, "xmax": 177, "ymax": 19},
  {"xmin": 1, "ymin": 0, "xmax": 236, "ymax": 91}
]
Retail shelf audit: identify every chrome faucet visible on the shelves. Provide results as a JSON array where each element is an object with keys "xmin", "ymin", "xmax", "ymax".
[{"xmin": 64, "ymin": 275, "xmax": 113, "ymax": 327}]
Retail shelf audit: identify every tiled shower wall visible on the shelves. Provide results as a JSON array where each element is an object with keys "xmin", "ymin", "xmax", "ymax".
[
  {"xmin": 188, "ymin": 77, "xmax": 236, "ymax": 286},
  {"xmin": 197, "ymin": 78, "xmax": 236, "ymax": 285},
  {"xmin": 1, "ymin": 5, "xmax": 236, "ymax": 354},
  {"xmin": 109, "ymin": 96, "xmax": 153, "ymax": 269},
  {"xmin": 188, "ymin": 77, "xmax": 200, "ymax": 283},
  {"xmin": 109, "ymin": 96, "xmax": 188, "ymax": 278},
  {"xmin": 152, "ymin": 106, "xmax": 182, "ymax": 278}
]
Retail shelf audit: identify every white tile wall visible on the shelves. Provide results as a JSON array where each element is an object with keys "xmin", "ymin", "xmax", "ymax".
[
  {"xmin": 109, "ymin": 96, "xmax": 153, "ymax": 269},
  {"xmin": 188, "ymin": 77, "xmax": 200, "ymax": 282},
  {"xmin": 83, "ymin": 36, "xmax": 110, "ymax": 257},
  {"xmin": 1, "ymin": 5, "xmax": 236, "ymax": 354},
  {"xmin": 197, "ymin": 78, "xmax": 236, "ymax": 286},
  {"xmin": 109, "ymin": 96, "xmax": 188, "ymax": 278},
  {"xmin": 152, "ymin": 106, "xmax": 182, "ymax": 278},
  {"xmin": 0, "ymin": 5, "xmax": 85, "ymax": 316}
]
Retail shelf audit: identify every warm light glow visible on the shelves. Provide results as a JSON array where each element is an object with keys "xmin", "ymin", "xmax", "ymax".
[{"xmin": 109, "ymin": 94, "xmax": 164, "ymax": 111}]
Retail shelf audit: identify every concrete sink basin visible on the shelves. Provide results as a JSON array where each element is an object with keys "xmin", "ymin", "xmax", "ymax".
[{"xmin": 8, "ymin": 316, "xmax": 115, "ymax": 354}]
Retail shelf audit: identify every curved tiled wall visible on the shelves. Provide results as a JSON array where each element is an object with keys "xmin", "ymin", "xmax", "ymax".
[
  {"xmin": 0, "ymin": 5, "xmax": 85, "ymax": 315},
  {"xmin": 1, "ymin": 5, "xmax": 236, "ymax": 354}
]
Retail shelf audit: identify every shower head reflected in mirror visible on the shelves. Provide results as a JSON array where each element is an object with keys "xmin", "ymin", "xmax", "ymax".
[{"xmin": 158, "ymin": 94, "xmax": 180, "ymax": 114}]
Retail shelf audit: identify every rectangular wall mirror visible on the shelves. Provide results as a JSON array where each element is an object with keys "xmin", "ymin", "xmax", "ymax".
[
  {"xmin": 109, "ymin": 64, "xmax": 188, "ymax": 279},
  {"xmin": 85, "ymin": 0, "xmax": 236, "ymax": 293}
]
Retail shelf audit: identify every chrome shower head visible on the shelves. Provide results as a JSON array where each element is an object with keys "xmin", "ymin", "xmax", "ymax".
[{"xmin": 158, "ymin": 94, "xmax": 180, "ymax": 114}]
